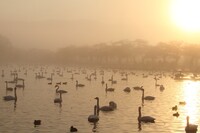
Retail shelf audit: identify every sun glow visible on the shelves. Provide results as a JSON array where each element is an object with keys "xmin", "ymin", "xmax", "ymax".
[{"xmin": 170, "ymin": 0, "xmax": 200, "ymax": 32}]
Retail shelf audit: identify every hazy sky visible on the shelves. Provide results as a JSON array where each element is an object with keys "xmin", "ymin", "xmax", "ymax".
[{"xmin": 0, "ymin": 0, "xmax": 200, "ymax": 50}]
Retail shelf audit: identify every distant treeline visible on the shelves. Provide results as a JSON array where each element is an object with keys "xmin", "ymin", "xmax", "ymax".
[{"xmin": 1, "ymin": 35, "xmax": 200, "ymax": 71}]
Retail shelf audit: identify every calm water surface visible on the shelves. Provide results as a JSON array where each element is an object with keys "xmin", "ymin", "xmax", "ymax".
[{"xmin": 0, "ymin": 65, "xmax": 200, "ymax": 133}]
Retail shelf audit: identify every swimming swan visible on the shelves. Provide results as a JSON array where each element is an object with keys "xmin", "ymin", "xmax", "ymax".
[{"xmin": 138, "ymin": 106, "xmax": 155, "ymax": 123}]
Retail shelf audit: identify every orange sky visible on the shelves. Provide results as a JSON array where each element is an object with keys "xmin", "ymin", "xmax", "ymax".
[{"xmin": 0, "ymin": 0, "xmax": 200, "ymax": 50}]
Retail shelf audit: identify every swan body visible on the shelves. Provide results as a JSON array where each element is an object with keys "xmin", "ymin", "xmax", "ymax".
[
  {"xmin": 88, "ymin": 105, "xmax": 99, "ymax": 123},
  {"xmin": 109, "ymin": 101, "xmax": 117, "ymax": 109},
  {"xmin": 185, "ymin": 116, "xmax": 198, "ymax": 133},
  {"xmin": 124, "ymin": 87, "xmax": 131, "ymax": 92},
  {"xmin": 3, "ymin": 87, "xmax": 17, "ymax": 101},
  {"xmin": 55, "ymin": 85, "xmax": 67, "ymax": 93},
  {"xmin": 105, "ymin": 84, "xmax": 115, "ymax": 92},
  {"xmin": 138, "ymin": 107, "xmax": 155, "ymax": 123}
]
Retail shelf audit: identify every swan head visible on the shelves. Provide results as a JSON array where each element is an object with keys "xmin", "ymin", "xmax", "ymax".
[
  {"xmin": 140, "ymin": 88, "xmax": 144, "ymax": 91},
  {"xmin": 55, "ymin": 84, "xmax": 59, "ymax": 87},
  {"xmin": 94, "ymin": 97, "xmax": 99, "ymax": 100}
]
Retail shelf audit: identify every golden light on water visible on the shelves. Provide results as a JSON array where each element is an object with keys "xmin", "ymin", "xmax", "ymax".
[{"xmin": 182, "ymin": 80, "xmax": 200, "ymax": 123}]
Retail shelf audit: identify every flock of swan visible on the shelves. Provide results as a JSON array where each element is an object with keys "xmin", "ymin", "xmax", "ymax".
[{"xmin": 1, "ymin": 66, "xmax": 198, "ymax": 132}]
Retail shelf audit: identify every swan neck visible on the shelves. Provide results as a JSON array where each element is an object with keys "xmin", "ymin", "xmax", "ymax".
[
  {"xmin": 60, "ymin": 93, "xmax": 62, "ymax": 100},
  {"xmin": 138, "ymin": 107, "xmax": 141, "ymax": 118},
  {"xmin": 14, "ymin": 88, "xmax": 17, "ymax": 100},
  {"xmin": 94, "ymin": 105, "xmax": 97, "ymax": 116},
  {"xmin": 186, "ymin": 116, "xmax": 189, "ymax": 126},
  {"xmin": 142, "ymin": 90, "xmax": 144, "ymax": 99}
]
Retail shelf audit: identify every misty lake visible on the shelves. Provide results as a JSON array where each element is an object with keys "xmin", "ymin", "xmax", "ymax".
[{"xmin": 0, "ymin": 64, "xmax": 200, "ymax": 133}]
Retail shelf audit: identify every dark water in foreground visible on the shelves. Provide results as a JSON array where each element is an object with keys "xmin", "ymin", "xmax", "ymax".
[{"xmin": 0, "ymin": 65, "xmax": 200, "ymax": 133}]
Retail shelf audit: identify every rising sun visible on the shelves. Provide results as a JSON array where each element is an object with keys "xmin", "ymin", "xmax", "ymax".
[{"xmin": 170, "ymin": 0, "xmax": 200, "ymax": 32}]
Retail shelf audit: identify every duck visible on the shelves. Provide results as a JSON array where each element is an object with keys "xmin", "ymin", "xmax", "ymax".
[
  {"xmin": 179, "ymin": 101, "xmax": 186, "ymax": 105},
  {"xmin": 70, "ymin": 126, "xmax": 78, "ymax": 132},
  {"xmin": 185, "ymin": 116, "xmax": 198, "ymax": 133},
  {"xmin": 140, "ymin": 88, "xmax": 155, "ymax": 100},
  {"xmin": 172, "ymin": 105, "xmax": 178, "ymax": 111},
  {"xmin": 3, "ymin": 87, "xmax": 17, "ymax": 101},
  {"xmin": 55, "ymin": 85, "xmax": 67, "ymax": 93},
  {"xmin": 173, "ymin": 112, "xmax": 179, "ymax": 117},
  {"xmin": 88, "ymin": 105, "xmax": 99, "ymax": 123},
  {"xmin": 138, "ymin": 106, "xmax": 155, "ymax": 123},
  {"xmin": 34, "ymin": 120, "xmax": 41, "ymax": 127}
]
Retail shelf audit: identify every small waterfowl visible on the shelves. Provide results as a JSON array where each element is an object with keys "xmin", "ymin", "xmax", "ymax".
[
  {"xmin": 34, "ymin": 120, "xmax": 41, "ymax": 127},
  {"xmin": 172, "ymin": 105, "xmax": 178, "ymax": 111},
  {"xmin": 173, "ymin": 112, "xmax": 179, "ymax": 117},
  {"xmin": 70, "ymin": 126, "xmax": 78, "ymax": 132}
]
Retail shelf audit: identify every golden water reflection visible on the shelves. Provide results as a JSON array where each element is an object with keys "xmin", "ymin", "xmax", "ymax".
[{"xmin": 182, "ymin": 81, "xmax": 200, "ymax": 124}]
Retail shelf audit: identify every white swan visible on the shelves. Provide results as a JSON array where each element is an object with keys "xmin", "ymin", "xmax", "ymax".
[
  {"xmin": 185, "ymin": 116, "xmax": 198, "ymax": 132},
  {"xmin": 94, "ymin": 97, "xmax": 115, "ymax": 112},
  {"xmin": 88, "ymin": 105, "xmax": 99, "ymax": 123},
  {"xmin": 138, "ymin": 106, "xmax": 155, "ymax": 123},
  {"xmin": 105, "ymin": 83, "xmax": 115, "ymax": 92},
  {"xmin": 3, "ymin": 87, "xmax": 17, "ymax": 101},
  {"xmin": 140, "ymin": 88, "xmax": 155, "ymax": 100},
  {"xmin": 55, "ymin": 85, "xmax": 67, "ymax": 93},
  {"xmin": 54, "ymin": 92, "xmax": 62, "ymax": 103},
  {"xmin": 76, "ymin": 80, "xmax": 85, "ymax": 87}
]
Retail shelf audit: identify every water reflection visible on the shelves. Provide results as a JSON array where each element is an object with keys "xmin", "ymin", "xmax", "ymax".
[{"xmin": 183, "ymin": 81, "xmax": 200, "ymax": 124}]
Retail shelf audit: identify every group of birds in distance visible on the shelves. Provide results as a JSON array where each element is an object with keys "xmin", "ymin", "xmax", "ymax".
[{"xmin": 1, "ymin": 66, "xmax": 198, "ymax": 132}]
